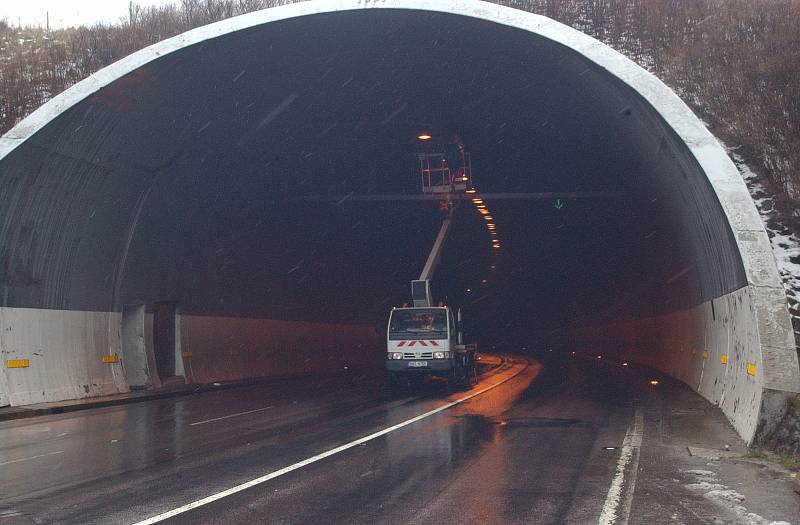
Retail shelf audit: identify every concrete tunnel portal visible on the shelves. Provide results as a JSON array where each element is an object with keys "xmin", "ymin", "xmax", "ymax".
[{"xmin": 0, "ymin": 0, "xmax": 798, "ymax": 444}]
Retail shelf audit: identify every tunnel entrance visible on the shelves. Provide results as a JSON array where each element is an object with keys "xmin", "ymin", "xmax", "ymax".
[{"xmin": 0, "ymin": 0, "xmax": 796, "ymax": 443}]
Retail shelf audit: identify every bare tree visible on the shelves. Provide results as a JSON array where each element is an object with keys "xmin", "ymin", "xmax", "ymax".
[{"xmin": 1, "ymin": 0, "xmax": 798, "ymax": 225}]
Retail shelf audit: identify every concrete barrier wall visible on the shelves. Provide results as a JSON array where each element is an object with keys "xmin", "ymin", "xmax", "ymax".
[
  {"xmin": 568, "ymin": 286, "xmax": 798, "ymax": 443},
  {"xmin": 0, "ymin": 307, "xmax": 128, "ymax": 406},
  {"xmin": 177, "ymin": 314, "xmax": 382, "ymax": 384},
  {"xmin": 0, "ymin": 307, "xmax": 381, "ymax": 407}
]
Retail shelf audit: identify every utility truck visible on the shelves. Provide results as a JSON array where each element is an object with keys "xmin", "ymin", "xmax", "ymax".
[
  {"xmin": 384, "ymin": 137, "xmax": 477, "ymax": 392},
  {"xmin": 386, "ymin": 302, "xmax": 476, "ymax": 390}
]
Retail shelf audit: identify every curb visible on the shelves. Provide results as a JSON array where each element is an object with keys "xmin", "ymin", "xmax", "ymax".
[
  {"xmin": 0, "ymin": 367, "xmax": 382, "ymax": 423},
  {"xmin": 0, "ymin": 384, "xmax": 222, "ymax": 422}
]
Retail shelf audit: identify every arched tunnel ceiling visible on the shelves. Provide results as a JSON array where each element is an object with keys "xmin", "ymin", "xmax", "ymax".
[{"xmin": 0, "ymin": 2, "xmax": 749, "ymax": 343}]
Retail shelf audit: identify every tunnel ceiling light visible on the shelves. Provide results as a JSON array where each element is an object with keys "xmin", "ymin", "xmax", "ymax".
[
  {"xmin": 484, "ymin": 216, "xmax": 494, "ymax": 220},
  {"xmin": 471, "ymin": 198, "xmax": 483, "ymax": 203},
  {"xmin": 417, "ymin": 133, "xmax": 432, "ymax": 141},
  {"xmin": 465, "ymin": 189, "xmax": 477, "ymax": 194},
  {"xmin": 650, "ymin": 379, "xmax": 659, "ymax": 386},
  {"xmin": 623, "ymin": 362, "xmax": 629, "ymax": 367}
]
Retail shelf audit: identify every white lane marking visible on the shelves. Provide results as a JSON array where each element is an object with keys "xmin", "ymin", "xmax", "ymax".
[
  {"xmin": 0, "ymin": 450, "xmax": 65, "ymax": 466},
  {"xmin": 189, "ymin": 406, "xmax": 275, "ymax": 426},
  {"xmin": 598, "ymin": 407, "xmax": 643, "ymax": 525},
  {"xmin": 132, "ymin": 361, "xmax": 527, "ymax": 525}
]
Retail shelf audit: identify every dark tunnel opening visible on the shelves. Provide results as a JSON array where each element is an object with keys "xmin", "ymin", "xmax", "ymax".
[{"xmin": 0, "ymin": 10, "xmax": 744, "ymax": 338}]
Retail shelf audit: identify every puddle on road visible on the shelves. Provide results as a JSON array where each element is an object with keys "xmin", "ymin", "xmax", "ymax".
[{"xmin": 497, "ymin": 417, "xmax": 590, "ymax": 429}]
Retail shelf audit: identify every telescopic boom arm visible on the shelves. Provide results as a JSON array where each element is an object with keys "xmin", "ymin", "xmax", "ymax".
[{"xmin": 411, "ymin": 213, "xmax": 453, "ymax": 307}]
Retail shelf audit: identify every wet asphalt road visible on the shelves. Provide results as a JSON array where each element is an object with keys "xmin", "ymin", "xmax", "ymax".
[{"xmin": 1, "ymin": 355, "xmax": 796, "ymax": 524}]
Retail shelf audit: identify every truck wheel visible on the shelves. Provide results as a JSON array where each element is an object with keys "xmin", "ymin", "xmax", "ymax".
[{"xmin": 446, "ymin": 371, "xmax": 459, "ymax": 392}]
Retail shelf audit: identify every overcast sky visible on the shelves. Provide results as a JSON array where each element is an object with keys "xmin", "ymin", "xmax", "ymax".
[{"xmin": 0, "ymin": 0, "xmax": 178, "ymax": 29}]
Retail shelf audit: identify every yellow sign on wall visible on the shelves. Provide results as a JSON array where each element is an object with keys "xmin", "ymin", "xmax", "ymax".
[
  {"xmin": 181, "ymin": 351, "xmax": 193, "ymax": 358},
  {"xmin": 6, "ymin": 359, "xmax": 30, "ymax": 368},
  {"xmin": 747, "ymin": 363, "xmax": 757, "ymax": 376},
  {"xmin": 702, "ymin": 351, "xmax": 709, "ymax": 359},
  {"xmin": 720, "ymin": 354, "xmax": 728, "ymax": 365},
  {"xmin": 102, "ymin": 355, "xmax": 119, "ymax": 364}
]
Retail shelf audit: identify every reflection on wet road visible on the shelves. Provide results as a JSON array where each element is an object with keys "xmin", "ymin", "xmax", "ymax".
[{"xmin": 3, "ymin": 355, "xmax": 793, "ymax": 524}]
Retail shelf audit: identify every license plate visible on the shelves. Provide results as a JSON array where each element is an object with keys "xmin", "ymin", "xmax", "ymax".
[{"xmin": 408, "ymin": 361, "xmax": 428, "ymax": 368}]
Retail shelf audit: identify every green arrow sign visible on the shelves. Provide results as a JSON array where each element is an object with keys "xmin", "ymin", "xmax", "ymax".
[{"xmin": 554, "ymin": 198, "xmax": 565, "ymax": 210}]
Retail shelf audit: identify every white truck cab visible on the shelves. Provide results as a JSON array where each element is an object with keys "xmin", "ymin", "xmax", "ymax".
[{"xmin": 385, "ymin": 306, "xmax": 475, "ymax": 390}]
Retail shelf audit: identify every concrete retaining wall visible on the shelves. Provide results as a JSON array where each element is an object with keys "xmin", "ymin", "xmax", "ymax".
[
  {"xmin": 177, "ymin": 315, "xmax": 381, "ymax": 384},
  {"xmin": 569, "ymin": 286, "xmax": 799, "ymax": 443},
  {"xmin": 0, "ymin": 307, "xmax": 380, "ymax": 407},
  {"xmin": 0, "ymin": 307, "xmax": 127, "ymax": 406}
]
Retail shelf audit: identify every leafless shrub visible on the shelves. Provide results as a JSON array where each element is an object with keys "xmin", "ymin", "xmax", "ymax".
[{"xmin": 1, "ymin": 0, "xmax": 798, "ymax": 224}]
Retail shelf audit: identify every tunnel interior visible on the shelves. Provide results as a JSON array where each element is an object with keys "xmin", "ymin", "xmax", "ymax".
[{"xmin": 0, "ymin": 9, "xmax": 747, "ymax": 353}]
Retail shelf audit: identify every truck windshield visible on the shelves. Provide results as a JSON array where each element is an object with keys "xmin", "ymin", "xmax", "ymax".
[{"xmin": 389, "ymin": 309, "xmax": 448, "ymax": 340}]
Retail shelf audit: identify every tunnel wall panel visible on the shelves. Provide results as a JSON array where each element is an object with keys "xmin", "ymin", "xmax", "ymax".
[
  {"xmin": 176, "ymin": 315, "xmax": 381, "ymax": 384},
  {"xmin": 0, "ymin": 308, "xmax": 381, "ymax": 406},
  {"xmin": 0, "ymin": 307, "xmax": 128, "ymax": 406},
  {"xmin": 570, "ymin": 286, "xmax": 799, "ymax": 443}
]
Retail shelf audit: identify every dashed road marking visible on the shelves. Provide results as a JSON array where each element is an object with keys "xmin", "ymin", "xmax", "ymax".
[
  {"xmin": 188, "ymin": 406, "xmax": 275, "ymax": 426},
  {"xmin": 0, "ymin": 450, "xmax": 65, "ymax": 466}
]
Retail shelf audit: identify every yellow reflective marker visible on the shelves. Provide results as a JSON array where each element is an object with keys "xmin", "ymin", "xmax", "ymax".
[
  {"xmin": 747, "ymin": 363, "xmax": 757, "ymax": 376},
  {"xmin": 102, "ymin": 355, "xmax": 119, "ymax": 364},
  {"xmin": 6, "ymin": 359, "xmax": 29, "ymax": 368},
  {"xmin": 181, "ymin": 351, "xmax": 193, "ymax": 358},
  {"xmin": 720, "ymin": 354, "xmax": 728, "ymax": 365},
  {"xmin": 702, "ymin": 351, "xmax": 709, "ymax": 359}
]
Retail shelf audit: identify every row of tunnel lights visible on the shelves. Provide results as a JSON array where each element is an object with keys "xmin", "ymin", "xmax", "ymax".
[{"xmin": 465, "ymin": 188, "xmax": 501, "ymax": 252}]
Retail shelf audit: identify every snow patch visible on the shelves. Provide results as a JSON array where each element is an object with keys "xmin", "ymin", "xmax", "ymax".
[
  {"xmin": 682, "ymin": 469, "xmax": 716, "ymax": 478},
  {"xmin": 686, "ymin": 481, "xmax": 725, "ymax": 491},
  {"xmin": 683, "ymin": 469, "xmax": 791, "ymax": 525},
  {"xmin": 704, "ymin": 488, "xmax": 745, "ymax": 504},
  {"xmin": 733, "ymin": 153, "xmax": 800, "ymax": 325}
]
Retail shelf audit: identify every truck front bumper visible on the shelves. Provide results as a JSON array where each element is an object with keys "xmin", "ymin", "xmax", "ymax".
[{"xmin": 385, "ymin": 360, "xmax": 453, "ymax": 373}]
